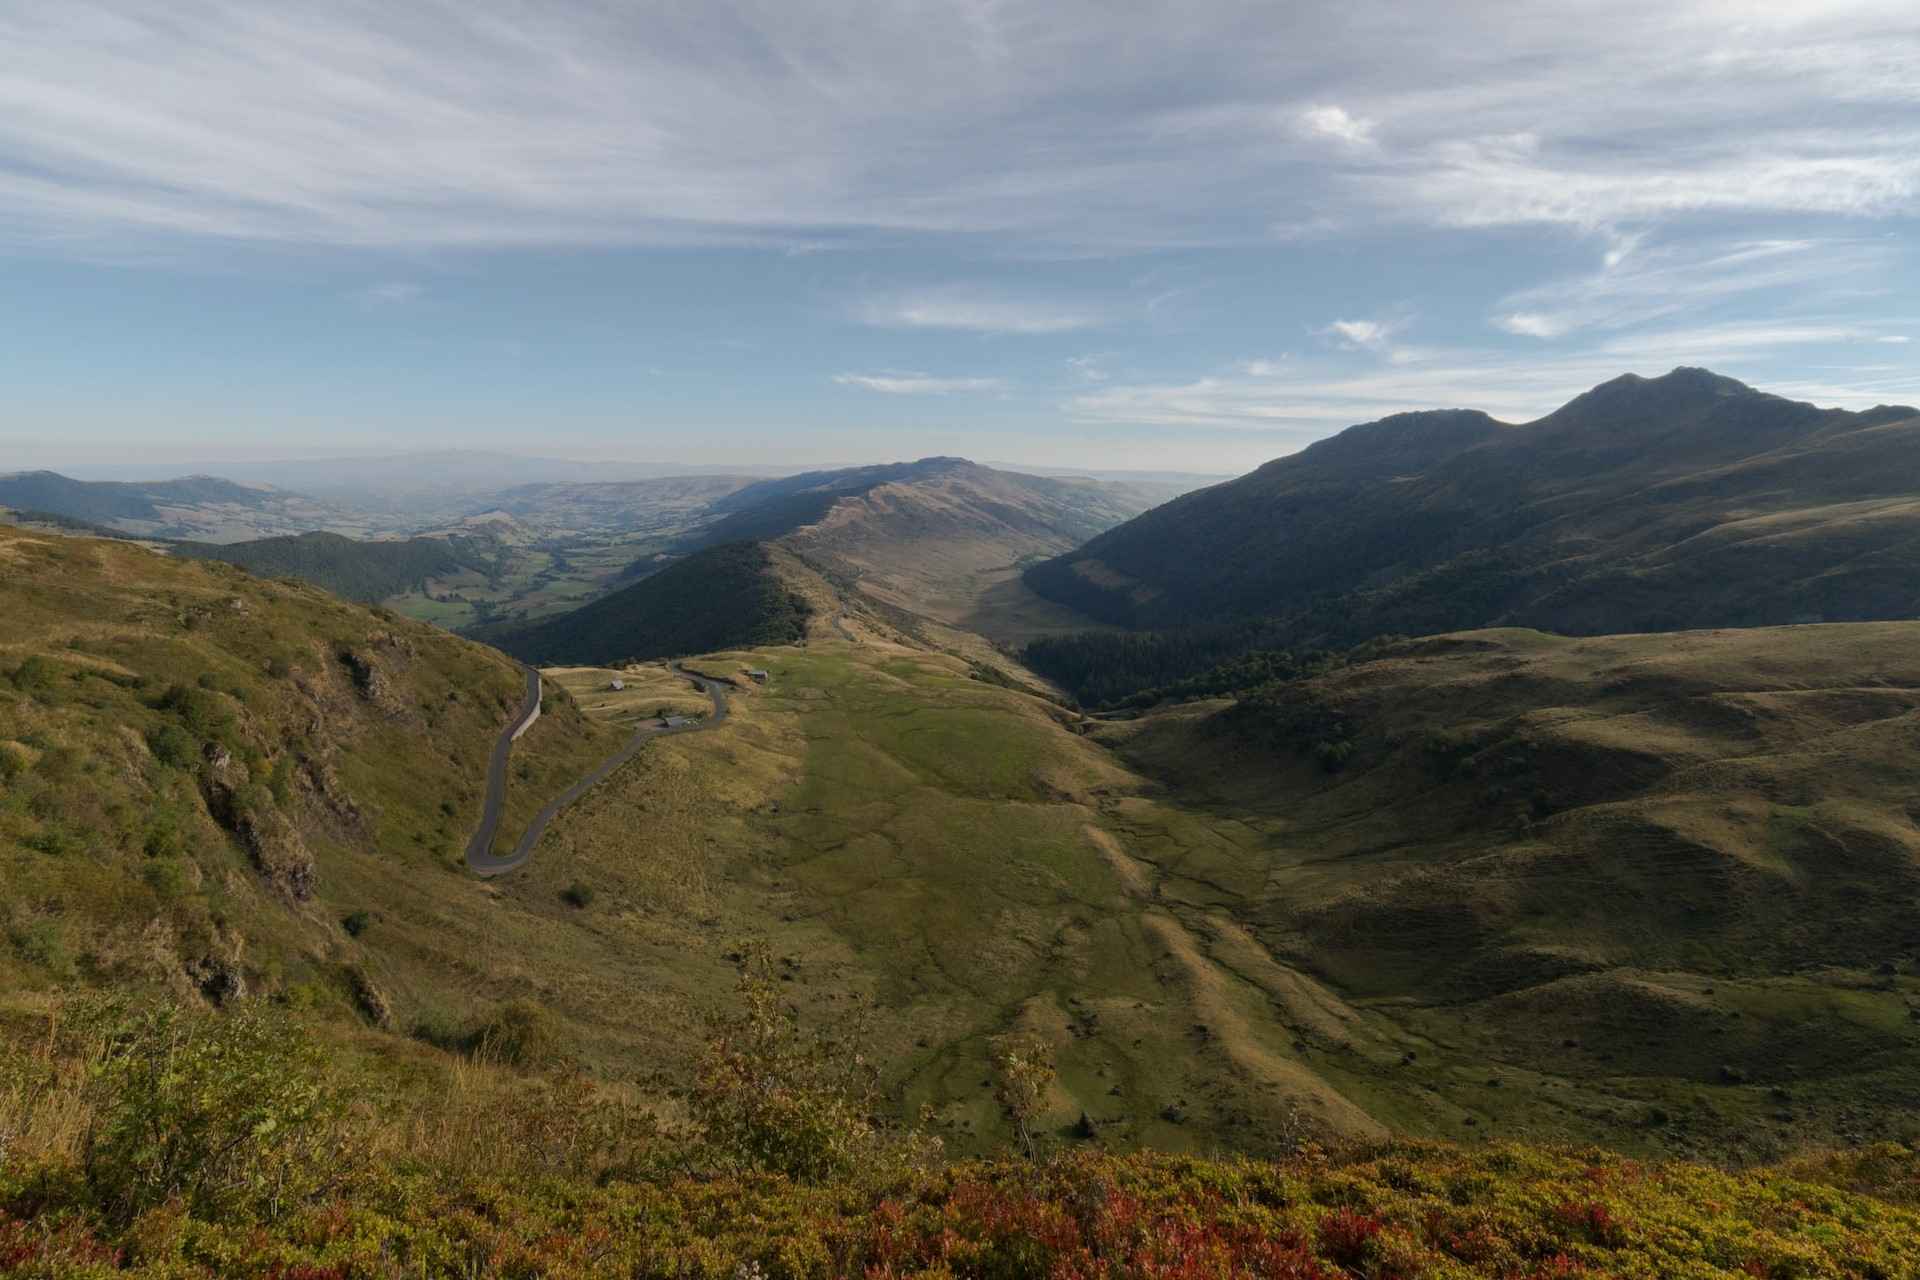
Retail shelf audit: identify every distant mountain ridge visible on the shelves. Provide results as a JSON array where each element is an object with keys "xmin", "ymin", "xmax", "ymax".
[
  {"xmin": 1026, "ymin": 368, "xmax": 1920, "ymax": 645},
  {"xmin": 477, "ymin": 456, "xmax": 1161, "ymax": 663},
  {"xmin": 0, "ymin": 470, "xmax": 372, "ymax": 543}
]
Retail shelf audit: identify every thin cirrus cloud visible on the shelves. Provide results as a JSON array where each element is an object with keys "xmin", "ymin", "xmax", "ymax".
[
  {"xmin": 834, "ymin": 373, "xmax": 1006, "ymax": 395},
  {"xmin": 1071, "ymin": 319, "xmax": 1920, "ymax": 438},
  {"xmin": 857, "ymin": 293, "xmax": 1105, "ymax": 335},
  {"xmin": 3, "ymin": 1, "xmax": 1918, "ymax": 252},
  {"xmin": 1489, "ymin": 238, "xmax": 1896, "ymax": 340}
]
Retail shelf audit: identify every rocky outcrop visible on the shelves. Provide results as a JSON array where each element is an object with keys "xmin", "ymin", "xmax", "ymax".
[
  {"xmin": 200, "ymin": 742, "xmax": 317, "ymax": 901},
  {"xmin": 347, "ymin": 965, "xmax": 394, "ymax": 1029}
]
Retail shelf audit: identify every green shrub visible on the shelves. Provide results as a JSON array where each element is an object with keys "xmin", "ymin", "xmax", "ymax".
[
  {"xmin": 147, "ymin": 724, "xmax": 198, "ymax": 770},
  {"xmin": 10, "ymin": 655, "xmax": 58, "ymax": 693},
  {"xmin": 267, "ymin": 755, "xmax": 295, "ymax": 805},
  {"xmin": 24, "ymin": 826, "xmax": 81, "ymax": 857},
  {"xmin": 469, "ymin": 1000, "xmax": 569, "ymax": 1070},
  {"xmin": 77, "ymin": 999, "xmax": 349, "ymax": 1224},
  {"xmin": 561, "ymin": 881, "xmax": 595, "ymax": 909},
  {"xmin": 12, "ymin": 919, "xmax": 75, "ymax": 978},
  {"xmin": 142, "ymin": 809, "xmax": 187, "ymax": 859},
  {"xmin": 141, "ymin": 858, "xmax": 188, "ymax": 900},
  {"xmin": 690, "ymin": 947, "xmax": 938, "ymax": 1183},
  {"xmin": 341, "ymin": 910, "xmax": 371, "ymax": 938}
]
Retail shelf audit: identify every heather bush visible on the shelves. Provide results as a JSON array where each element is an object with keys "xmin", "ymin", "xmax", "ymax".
[{"xmin": 75, "ymin": 998, "xmax": 350, "ymax": 1224}]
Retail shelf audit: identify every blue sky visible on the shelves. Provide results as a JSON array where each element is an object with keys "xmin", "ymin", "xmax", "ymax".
[{"xmin": 2, "ymin": 1, "xmax": 1917, "ymax": 475}]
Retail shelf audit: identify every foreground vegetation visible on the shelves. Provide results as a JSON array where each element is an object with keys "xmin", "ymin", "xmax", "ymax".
[{"xmin": 7, "ymin": 991, "xmax": 1920, "ymax": 1279}]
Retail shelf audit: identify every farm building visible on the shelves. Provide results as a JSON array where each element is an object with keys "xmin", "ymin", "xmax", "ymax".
[{"xmin": 745, "ymin": 668, "xmax": 769, "ymax": 684}]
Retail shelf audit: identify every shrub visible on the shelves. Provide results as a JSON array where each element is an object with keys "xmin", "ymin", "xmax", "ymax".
[
  {"xmin": 147, "ymin": 724, "xmax": 198, "ymax": 770},
  {"xmin": 10, "ymin": 655, "xmax": 58, "ymax": 694},
  {"xmin": 990, "ymin": 1032, "xmax": 1057, "ymax": 1159},
  {"xmin": 469, "ymin": 1000, "xmax": 569, "ymax": 1070},
  {"xmin": 341, "ymin": 910, "xmax": 371, "ymax": 938},
  {"xmin": 11, "ymin": 919, "xmax": 75, "ymax": 979},
  {"xmin": 142, "ymin": 809, "xmax": 187, "ymax": 859},
  {"xmin": 24, "ymin": 826, "xmax": 81, "ymax": 858},
  {"xmin": 561, "ymin": 881, "xmax": 596, "ymax": 909},
  {"xmin": 689, "ymin": 946, "xmax": 938, "ymax": 1183},
  {"xmin": 141, "ymin": 858, "xmax": 188, "ymax": 900},
  {"xmin": 77, "ymin": 999, "xmax": 349, "ymax": 1224}
]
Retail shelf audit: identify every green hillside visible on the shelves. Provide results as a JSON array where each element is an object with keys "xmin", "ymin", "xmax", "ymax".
[
  {"xmin": 0, "ymin": 522, "xmax": 611, "ymax": 1010},
  {"xmin": 478, "ymin": 540, "xmax": 812, "ymax": 665},
  {"xmin": 174, "ymin": 530, "xmax": 500, "ymax": 603},
  {"xmin": 1026, "ymin": 370, "xmax": 1920, "ymax": 694},
  {"xmin": 1097, "ymin": 623, "xmax": 1920, "ymax": 1158}
]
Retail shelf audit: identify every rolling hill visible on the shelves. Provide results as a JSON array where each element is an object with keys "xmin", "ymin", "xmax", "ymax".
[
  {"xmin": 173, "ymin": 530, "xmax": 505, "ymax": 603},
  {"xmin": 672, "ymin": 456, "xmax": 1165, "ymax": 640},
  {"xmin": 471, "ymin": 474, "xmax": 759, "ymax": 536},
  {"xmin": 477, "ymin": 540, "xmax": 814, "ymax": 665},
  {"xmin": 0, "ymin": 470, "xmax": 374, "ymax": 542},
  {"xmin": 1025, "ymin": 369, "xmax": 1920, "ymax": 652},
  {"xmin": 1094, "ymin": 621, "xmax": 1920, "ymax": 1158}
]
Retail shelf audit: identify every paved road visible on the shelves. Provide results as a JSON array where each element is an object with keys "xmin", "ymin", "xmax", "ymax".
[
  {"xmin": 462, "ymin": 663, "xmax": 541, "ymax": 871},
  {"xmin": 466, "ymin": 662, "xmax": 731, "ymax": 878}
]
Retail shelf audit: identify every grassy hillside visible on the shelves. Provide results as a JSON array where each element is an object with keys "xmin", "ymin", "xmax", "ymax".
[
  {"xmin": 6, "ymin": 601, "xmax": 1920, "ymax": 1276},
  {"xmin": 478, "ymin": 541, "xmax": 812, "ymax": 665},
  {"xmin": 173, "ymin": 530, "xmax": 504, "ymax": 603},
  {"xmin": 1095, "ymin": 623, "xmax": 1920, "ymax": 1160},
  {"xmin": 1026, "ymin": 369, "xmax": 1920, "ymax": 673},
  {"xmin": 0, "ymin": 523, "xmax": 612, "ymax": 1015}
]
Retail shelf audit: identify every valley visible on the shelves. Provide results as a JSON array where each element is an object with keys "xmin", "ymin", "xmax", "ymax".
[{"xmin": 9, "ymin": 371, "xmax": 1920, "ymax": 1280}]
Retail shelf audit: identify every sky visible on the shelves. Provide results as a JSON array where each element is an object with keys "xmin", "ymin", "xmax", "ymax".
[{"xmin": 2, "ymin": 0, "xmax": 1918, "ymax": 476}]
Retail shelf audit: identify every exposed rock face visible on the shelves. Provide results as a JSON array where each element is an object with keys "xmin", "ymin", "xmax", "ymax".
[
  {"xmin": 199, "ymin": 741, "xmax": 317, "ymax": 901},
  {"xmin": 339, "ymin": 647, "xmax": 402, "ymax": 714},
  {"xmin": 185, "ymin": 925, "xmax": 249, "ymax": 1006},
  {"xmin": 347, "ymin": 966, "xmax": 394, "ymax": 1029},
  {"xmin": 186, "ymin": 954, "xmax": 247, "ymax": 1005},
  {"xmin": 235, "ymin": 805, "xmax": 317, "ymax": 901}
]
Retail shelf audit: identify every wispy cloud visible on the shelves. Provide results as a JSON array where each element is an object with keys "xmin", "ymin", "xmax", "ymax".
[
  {"xmin": 1070, "ymin": 318, "xmax": 1920, "ymax": 436},
  {"xmin": 3, "ymin": 2, "xmax": 1917, "ymax": 252},
  {"xmin": 356, "ymin": 281, "xmax": 422, "ymax": 306},
  {"xmin": 1490, "ymin": 238, "xmax": 1892, "ymax": 340},
  {"xmin": 859, "ymin": 291, "xmax": 1104, "ymax": 334},
  {"xmin": 1298, "ymin": 104, "xmax": 1376, "ymax": 147},
  {"xmin": 834, "ymin": 372, "xmax": 1005, "ymax": 394},
  {"xmin": 1322, "ymin": 318, "xmax": 1398, "ymax": 352}
]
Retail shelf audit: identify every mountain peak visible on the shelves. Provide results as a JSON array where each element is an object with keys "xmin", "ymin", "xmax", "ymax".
[{"xmin": 1544, "ymin": 367, "xmax": 1763, "ymax": 425}]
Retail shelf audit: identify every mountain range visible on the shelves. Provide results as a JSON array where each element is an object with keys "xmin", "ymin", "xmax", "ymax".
[{"xmin": 1026, "ymin": 368, "xmax": 1920, "ymax": 648}]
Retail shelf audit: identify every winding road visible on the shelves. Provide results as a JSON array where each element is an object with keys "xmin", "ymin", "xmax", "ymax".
[{"xmin": 464, "ymin": 662, "xmax": 731, "ymax": 878}]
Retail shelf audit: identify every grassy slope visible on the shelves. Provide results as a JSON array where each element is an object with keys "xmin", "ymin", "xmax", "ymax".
[
  {"xmin": 173, "ymin": 530, "xmax": 484, "ymax": 603},
  {"xmin": 477, "ymin": 540, "xmax": 813, "ymax": 666},
  {"xmin": 0, "ymin": 524, "xmax": 613, "ymax": 1028},
  {"xmin": 13, "ymin": 520, "xmax": 1920, "ymax": 1166},
  {"xmin": 1095, "ymin": 624, "xmax": 1920, "ymax": 1161},
  {"xmin": 417, "ymin": 609, "xmax": 1917, "ymax": 1161}
]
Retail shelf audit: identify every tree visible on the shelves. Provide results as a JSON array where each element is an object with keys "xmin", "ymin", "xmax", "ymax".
[
  {"xmin": 689, "ymin": 944, "xmax": 938, "ymax": 1182},
  {"xmin": 991, "ymin": 1031, "xmax": 1056, "ymax": 1159}
]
